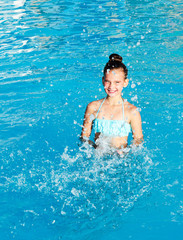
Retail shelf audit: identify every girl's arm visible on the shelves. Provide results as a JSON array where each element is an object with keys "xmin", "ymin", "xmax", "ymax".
[
  {"xmin": 117, "ymin": 108, "xmax": 143, "ymax": 155},
  {"xmin": 80, "ymin": 103, "xmax": 97, "ymax": 148},
  {"xmin": 130, "ymin": 107, "xmax": 144, "ymax": 145}
]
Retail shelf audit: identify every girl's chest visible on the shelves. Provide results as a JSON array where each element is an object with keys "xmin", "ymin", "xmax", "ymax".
[
  {"xmin": 97, "ymin": 104, "xmax": 130, "ymax": 121},
  {"xmin": 97, "ymin": 105, "xmax": 122, "ymax": 119}
]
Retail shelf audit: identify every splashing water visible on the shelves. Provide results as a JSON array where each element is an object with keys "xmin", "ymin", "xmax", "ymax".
[{"xmin": 0, "ymin": 140, "xmax": 156, "ymax": 239}]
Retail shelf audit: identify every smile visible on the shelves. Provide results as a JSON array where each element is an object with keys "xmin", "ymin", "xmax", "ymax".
[{"xmin": 108, "ymin": 90, "xmax": 117, "ymax": 93}]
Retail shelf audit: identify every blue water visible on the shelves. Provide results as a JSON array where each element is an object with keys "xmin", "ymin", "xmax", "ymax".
[{"xmin": 0, "ymin": 0, "xmax": 182, "ymax": 239}]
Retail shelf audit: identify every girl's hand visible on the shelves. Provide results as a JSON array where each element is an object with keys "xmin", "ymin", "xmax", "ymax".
[
  {"xmin": 117, "ymin": 149, "xmax": 124, "ymax": 155},
  {"xmin": 117, "ymin": 147, "xmax": 130, "ymax": 155},
  {"xmin": 79, "ymin": 137, "xmax": 97, "ymax": 149}
]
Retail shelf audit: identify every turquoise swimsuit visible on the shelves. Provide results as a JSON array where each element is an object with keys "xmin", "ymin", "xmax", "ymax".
[{"xmin": 93, "ymin": 98, "xmax": 131, "ymax": 137}]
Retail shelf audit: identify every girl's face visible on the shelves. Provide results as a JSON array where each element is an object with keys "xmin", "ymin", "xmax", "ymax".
[{"xmin": 103, "ymin": 68, "xmax": 128, "ymax": 97}]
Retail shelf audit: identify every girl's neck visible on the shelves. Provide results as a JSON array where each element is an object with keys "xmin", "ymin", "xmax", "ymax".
[{"xmin": 106, "ymin": 95, "xmax": 123, "ymax": 106}]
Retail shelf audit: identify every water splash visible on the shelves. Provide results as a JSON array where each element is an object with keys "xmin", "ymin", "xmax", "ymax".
[{"xmin": 0, "ymin": 141, "xmax": 156, "ymax": 239}]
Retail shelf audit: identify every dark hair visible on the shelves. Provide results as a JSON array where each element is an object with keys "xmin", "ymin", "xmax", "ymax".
[{"xmin": 103, "ymin": 53, "xmax": 128, "ymax": 78}]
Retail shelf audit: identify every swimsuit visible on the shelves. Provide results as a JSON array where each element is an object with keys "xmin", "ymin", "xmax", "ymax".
[{"xmin": 93, "ymin": 98, "xmax": 131, "ymax": 137}]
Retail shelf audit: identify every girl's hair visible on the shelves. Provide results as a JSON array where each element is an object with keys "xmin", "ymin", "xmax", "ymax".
[{"xmin": 103, "ymin": 53, "xmax": 128, "ymax": 78}]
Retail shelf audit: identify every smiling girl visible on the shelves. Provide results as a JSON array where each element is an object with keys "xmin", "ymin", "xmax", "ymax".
[{"xmin": 81, "ymin": 53, "xmax": 143, "ymax": 151}]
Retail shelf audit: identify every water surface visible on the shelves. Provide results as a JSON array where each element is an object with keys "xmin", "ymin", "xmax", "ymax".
[{"xmin": 0, "ymin": 0, "xmax": 182, "ymax": 239}]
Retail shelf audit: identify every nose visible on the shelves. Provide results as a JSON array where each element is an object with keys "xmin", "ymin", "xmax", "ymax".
[{"xmin": 109, "ymin": 82, "xmax": 115, "ymax": 88}]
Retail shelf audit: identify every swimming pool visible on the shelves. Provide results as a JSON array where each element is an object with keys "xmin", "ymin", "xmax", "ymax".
[{"xmin": 0, "ymin": 0, "xmax": 182, "ymax": 239}]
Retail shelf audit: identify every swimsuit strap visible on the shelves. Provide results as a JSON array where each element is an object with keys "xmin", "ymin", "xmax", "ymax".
[
  {"xmin": 96, "ymin": 98, "xmax": 106, "ymax": 118},
  {"xmin": 122, "ymin": 99, "xmax": 124, "ymax": 121}
]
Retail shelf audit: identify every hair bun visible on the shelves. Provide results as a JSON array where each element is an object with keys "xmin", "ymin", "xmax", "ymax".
[{"xmin": 109, "ymin": 53, "xmax": 123, "ymax": 63}]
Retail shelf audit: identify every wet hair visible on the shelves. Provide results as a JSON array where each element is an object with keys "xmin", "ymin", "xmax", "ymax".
[{"xmin": 103, "ymin": 53, "xmax": 128, "ymax": 78}]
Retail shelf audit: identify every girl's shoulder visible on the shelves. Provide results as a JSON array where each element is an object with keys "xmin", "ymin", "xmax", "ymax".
[
  {"xmin": 124, "ymin": 100, "xmax": 141, "ymax": 122},
  {"xmin": 124, "ymin": 100, "xmax": 139, "ymax": 114},
  {"xmin": 86, "ymin": 98, "xmax": 105, "ymax": 112}
]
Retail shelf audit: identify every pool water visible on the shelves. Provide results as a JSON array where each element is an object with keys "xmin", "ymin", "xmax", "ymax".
[{"xmin": 0, "ymin": 0, "xmax": 182, "ymax": 239}]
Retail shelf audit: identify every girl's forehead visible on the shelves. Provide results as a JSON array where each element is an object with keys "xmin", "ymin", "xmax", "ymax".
[{"xmin": 105, "ymin": 69, "xmax": 125, "ymax": 78}]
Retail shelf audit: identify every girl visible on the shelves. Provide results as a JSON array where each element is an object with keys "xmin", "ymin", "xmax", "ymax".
[{"xmin": 81, "ymin": 53, "xmax": 143, "ymax": 152}]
